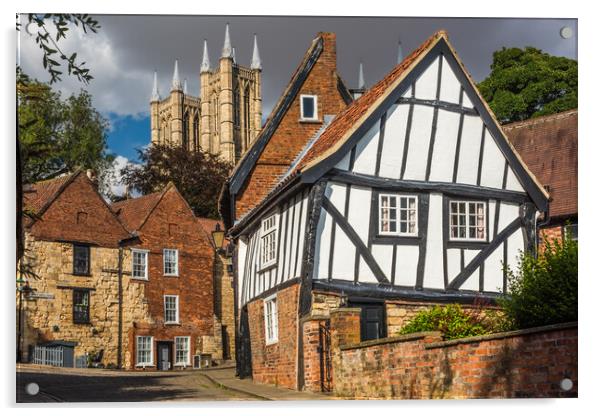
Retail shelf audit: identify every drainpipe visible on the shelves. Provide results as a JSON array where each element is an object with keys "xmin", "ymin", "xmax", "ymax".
[{"xmin": 117, "ymin": 246, "xmax": 124, "ymax": 369}]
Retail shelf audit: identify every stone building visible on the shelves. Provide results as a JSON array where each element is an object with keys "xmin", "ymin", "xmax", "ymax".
[
  {"xmin": 503, "ymin": 109, "xmax": 578, "ymax": 244},
  {"xmin": 18, "ymin": 172, "xmax": 231, "ymax": 369},
  {"xmin": 150, "ymin": 24, "xmax": 263, "ymax": 164}
]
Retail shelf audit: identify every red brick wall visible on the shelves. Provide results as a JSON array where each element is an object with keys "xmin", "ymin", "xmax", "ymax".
[
  {"xmin": 334, "ymin": 320, "xmax": 578, "ymax": 399},
  {"xmin": 246, "ymin": 283, "xmax": 300, "ymax": 389},
  {"xmin": 127, "ymin": 187, "xmax": 218, "ymax": 368},
  {"xmin": 28, "ymin": 172, "xmax": 130, "ymax": 247},
  {"xmin": 235, "ymin": 33, "xmax": 349, "ymax": 218}
]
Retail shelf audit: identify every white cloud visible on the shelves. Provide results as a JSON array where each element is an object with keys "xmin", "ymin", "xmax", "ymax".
[
  {"xmin": 19, "ymin": 20, "xmax": 152, "ymax": 117},
  {"xmin": 106, "ymin": 155, "xmax": 134, "ymax": 197}
]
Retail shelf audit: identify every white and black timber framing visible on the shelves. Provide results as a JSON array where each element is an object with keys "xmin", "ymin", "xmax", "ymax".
[{"xmin": 232, "ymin": 34, "xmax": 548, "ymax": 316}]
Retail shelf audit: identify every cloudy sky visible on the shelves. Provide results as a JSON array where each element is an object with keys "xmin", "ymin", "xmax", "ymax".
[{"xmin": 18, "ymin": 15, "xmax": 577, "ymax": 191}]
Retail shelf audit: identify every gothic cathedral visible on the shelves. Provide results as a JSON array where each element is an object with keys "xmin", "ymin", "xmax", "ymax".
[{"xmin": 150, "ymin": 24, "xmax": 262, "ymax": 164}]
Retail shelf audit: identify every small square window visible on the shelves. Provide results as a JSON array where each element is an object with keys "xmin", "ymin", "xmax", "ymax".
[
  {"xmin": 379, "ymin": 194, "xmax": 418, "ymax": 236},
  {"xmin": 73, "ymin": 244, "xmax": 90, "ymax": 275},
  {"xmin": 300, "ymin": 95, "xmax": 318, "ymax": 121},
  {"xmin": 163, "ymin": 249, "xmax": 179, "ymax": 276},
  {"xmin": 449, "ymin": 201, "xmax": 487, "ymax": 241},
  {"xmin": 73, "ymin": 289, "xmax": 90, "ymax": 324}
]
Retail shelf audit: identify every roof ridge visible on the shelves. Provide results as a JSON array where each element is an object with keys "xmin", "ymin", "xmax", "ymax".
[{"xmin": 502, "ymin": 109, "xmax": 578, "ymax": 130}]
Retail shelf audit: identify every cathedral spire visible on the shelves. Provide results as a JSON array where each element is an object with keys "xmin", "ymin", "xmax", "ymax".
[
  {"xmin": 201, "ymin": 39, "xmax": 211, "ymax": 73},
  {"xmin": 172, "ymin": 59, "xmax": 182, "ymax": 91},
  {"xmin": 150, "ymin": 70, "xmax": 160, "ymax": 102},
  {"xmin": 358, "ymin": 61, "xmax": 365, "ymax": 90},
  {"xmin": 397, "ymin": 40, "xmax": 403, "ymax": 64},
  {"xmin": 232, "ymin": 47, "xmax": 237, "ymax": 64},
  {"xmin": 251, "ymin": 33, "xmax": 262, "ymax": 70},
  {"xmin": 222, "ymin": 23, "xmax": 233, "ymax": 59}
]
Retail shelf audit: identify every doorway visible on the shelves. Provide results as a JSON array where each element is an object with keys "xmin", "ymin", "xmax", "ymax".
[
  {"xmin": 156, "ymin": 341, "xmax": 173, "ymax": 371},
  {"xmin": 348, "ymin": 300, "xmax": 386, "ymax": 341}
]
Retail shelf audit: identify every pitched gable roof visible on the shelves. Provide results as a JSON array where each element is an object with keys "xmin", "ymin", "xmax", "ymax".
[
  {"xmin": 111, "ymin": 191, "xmax": 164, "ymax": 232},
  {"xmin": 24, "ymin": 173, "xmax": 76, "ymax": 216},
  {"xmin": 296, "ymin": 30, "xmax": 549, "ymax": 211},
  {"xmin": 503, "ymin": 109, "xmax": 577, "ymax": 219},
  {"xmin": 228, "ymin": 33, "xmax": 351, "ymax": 196}
]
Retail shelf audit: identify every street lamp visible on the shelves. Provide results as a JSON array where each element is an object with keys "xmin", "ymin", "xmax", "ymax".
[{"xmin": 211, "ymin": 223, "xmax": 225, "ymax": 252}]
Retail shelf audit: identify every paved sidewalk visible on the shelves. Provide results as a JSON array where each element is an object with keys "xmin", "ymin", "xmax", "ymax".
[{"xmin": 202, "ymin": 367, "xmax": 334, "ymax": 400}]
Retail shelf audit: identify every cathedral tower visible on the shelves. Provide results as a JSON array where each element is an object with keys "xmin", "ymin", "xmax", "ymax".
[{"xmin": 150, "ymin": 23, "xmax": 263, "ymax": 164}]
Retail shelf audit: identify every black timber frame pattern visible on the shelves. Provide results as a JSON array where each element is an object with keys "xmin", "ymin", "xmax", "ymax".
[
  {"xmin": 300, "ymin": 37, "xmax": 549, "ymax": 213},
  {"xmin": 229, "ymin": 37, "xmax": 324, "ymax": 197}
]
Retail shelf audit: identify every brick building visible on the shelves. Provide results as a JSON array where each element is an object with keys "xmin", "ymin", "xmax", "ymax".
[
  {"xmin": 18, "ymin": 172, "xmax": 231, "ymax": 369},
  {"xmin": 220, "ymin": 31, "xmax": 549, "ymax": 391},
  {"xmin": 503, "ymin": 109, "xmax": 578, "ymax": 243}
]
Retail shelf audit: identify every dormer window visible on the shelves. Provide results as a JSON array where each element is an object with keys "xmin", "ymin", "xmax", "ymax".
[{"xmin": 300, "ymin": 95, "xmax": 318, "ymax": 121}]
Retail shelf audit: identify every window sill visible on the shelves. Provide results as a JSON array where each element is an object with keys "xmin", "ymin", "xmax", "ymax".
[
  {"xmin": 72, "ymin": 273, "xmax": 92, "ymax": 277},
  {"xmin": 298, "ymin": 118, "xmax": 322, "ymax": 124},
  {"xmin": 163, "ymin": 274, "xmax": 179, "ymax": 278},
  {"xmin": 131, "ymin": 277, "xmax": 148, "ymax": 281},
  {"xmin": 265, "ymin": 339, "xmax": 278, "ymax": 346},
  {"xmin": 165, "ymin": 322, "xmax": 181, "ymax": 326},
  {"xmin": 258, "ymin": 262, "xmax": 277, "ymax": 273},
  {"xmin": 73, "ymin": 321, "xmax": 92, "ymax": 325}
]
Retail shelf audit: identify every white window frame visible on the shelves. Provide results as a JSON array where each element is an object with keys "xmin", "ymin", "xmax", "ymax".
[
  {"xmin": 164, "ymin": 295, "xmax": 179, "ymax": 324},
  {"xmin": 163, "ymin": 248, "xmax": 179, "ymax": 276},
  {"xmin": 264, "ymin": 295, "xmax": 278, "ymax": 345},
  {"xmin": 449, "ymin": 200, "xmax": 487, "ymax": 242},
  {"xmin": 174, "ymin": 336, "xmax": 191, "ymax": 366},
  {"xmin": 300, "ymin": 94, "xmax": 318, "ymax": 121},
  {"xmin": 131, "ymin": 249, "xmax": 149, "ymax": 280},
  {"xmin": 260, "ymin": 213, "xmax": 279, "ymax": 270},
  {"xmin": 136, "ymin": 335, "xmax": 154, "ymax": 366},
  {"xmin": 378, "ymin": 193, "xmax": 419, "ymax": 237}
]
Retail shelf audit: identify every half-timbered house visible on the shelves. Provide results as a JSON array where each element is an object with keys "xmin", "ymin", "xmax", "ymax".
[{"xmin": 223, "ymin": 30, "xmax": 549, "ymax": 391}]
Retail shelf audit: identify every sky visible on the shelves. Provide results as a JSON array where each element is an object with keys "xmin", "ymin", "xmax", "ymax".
[{"xmin": 18, "ymin": 15, "xmax": 577, "ymax": 193}]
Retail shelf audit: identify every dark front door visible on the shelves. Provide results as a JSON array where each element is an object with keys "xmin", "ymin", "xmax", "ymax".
[
  {"xmin": 349, "ymin": 301, "xmax": 386, "ymax": 341},
  {"xmin": 157, "ymin": 342, "xmax": 172, "ymax": 371}
]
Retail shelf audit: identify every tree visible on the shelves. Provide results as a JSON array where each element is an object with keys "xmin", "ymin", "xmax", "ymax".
[
  {"xmin": 18, "ymin": 77, "xmax": 114, "ymax": 188},
  {"xmin": 478, "ymin": 46, "xmax": 577, "ymax": 124},
  {"xmin": 497, "ymin": 230, "xmax": 578, "ymax": 329},
  {"xmin": 120, "ymin": 145, "xmax": 232, "ymax": 219}
]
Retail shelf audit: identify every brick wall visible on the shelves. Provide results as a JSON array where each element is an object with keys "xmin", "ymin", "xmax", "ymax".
[
  {"xmin": 246, "ymin": 283, "xmax": 300, "ymax": 389},
  {"xmin": 333, "ymin": 314, "xmax": 578, "ymax": 399},
  {"xmin": 235, "ymin": 33, "xmax": 350, "ymax": 218},
  {"xmin": 126, "ymin": 187, "xmax": 220, "ymax": 368}
]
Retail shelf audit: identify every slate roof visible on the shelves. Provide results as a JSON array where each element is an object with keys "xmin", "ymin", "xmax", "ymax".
[{"xmin": 503, "ymin": 109, "xmax": 578, "ymax": 220}]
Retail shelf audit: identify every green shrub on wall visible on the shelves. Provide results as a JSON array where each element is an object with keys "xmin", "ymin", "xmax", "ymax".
[
  {"xmin": 498, "ymin": 230, "xmax": 578, "ymax": 329},
  {"xmin": 398, "ymin": 304, "xmax": 493, "ymax": 340}
]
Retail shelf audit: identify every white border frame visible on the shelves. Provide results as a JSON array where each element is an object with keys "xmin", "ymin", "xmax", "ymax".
[
  {"xmin": 263, "ymin": 294, "xmax": 279, "ymax": 345},
  {"xmin": 448, "ymin": 200, "xmax": 488, "ymax": 242},
  {"xmin": 377, "ymin": 193, "xmax": 419, "ymax": 237},
  {"xmin": 163, "ymin": 294, "xmax": 180, "ymax": 324},
  {"xmin": 131, "ymin": 248, "xmax": 149, "ymax": 280},
  {"xmin": 135, "ymin": 335, "xmax": 154, "ymax": 367},
  {"xmin": 163, "ymin": 248, "xmax": 179, "ymax": 276},
  {"xmin": 299, "ymin": 94, "xmax": 318, "ymax": 121},
  {"xmin": 259, "ymin": 212, "xmax": 279, "ymax": 270},
  {"xmin": 174, "ymin": 336, "xmax": 191, "ymax": 366}
]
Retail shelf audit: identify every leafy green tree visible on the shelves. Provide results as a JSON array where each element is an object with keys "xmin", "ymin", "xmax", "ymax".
[
  {"xmin": 18, "ymin": 78, "xmax": 114, "ymax": 188},
  {"xmin": 498, "ymin": 230, "xmax": 578, "ymax": 329},
  {"xmin": 120, "ymin": 144, "xmax": 232, "ymax": 219},
  {"xmin": 478, "ymin": 46, "xmax": 577, "ymax": 124}
]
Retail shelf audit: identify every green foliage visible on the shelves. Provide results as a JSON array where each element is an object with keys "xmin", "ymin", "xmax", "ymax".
[
  {"xmin": 17, "ymin": 77, "xmax": 114, "ymax": 192},
  {"xmin": 497, "ymin": 229, "xmax": 578, "ymax": 329},
  {"xmin": 120, "ymin": 144, "xmax": 232, "ymax": 219},
  {"xmin": 17, "ymin": 14, "xmax": 100, "ymax": 84},
  {"xmin": 398, "ymin": 304, "xmax": 493, "ymax": 340},
  {"xmin": 478, "ymin": 46, "xmax": 577, "ymax": 124}
]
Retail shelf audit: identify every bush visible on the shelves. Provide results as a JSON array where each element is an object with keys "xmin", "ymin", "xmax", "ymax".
[
  {"xmin": 497, "ymin": 230, "xmax": 578, "ymax": 329},
  {"xmin": 398, "ymin": 304, "xmax": 493, "ymax": 340}
]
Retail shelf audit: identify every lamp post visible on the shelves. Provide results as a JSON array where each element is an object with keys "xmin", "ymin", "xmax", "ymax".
[{"xmin": 211, "ymin": 223, "xmax": 225, "ymax": 253}]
